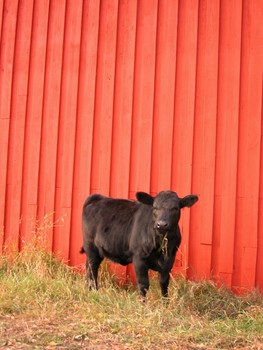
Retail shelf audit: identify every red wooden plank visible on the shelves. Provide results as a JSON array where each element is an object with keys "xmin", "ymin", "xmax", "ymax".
[
  {"xmin": 110, "ymin": 0, "xmax": 137, "ymax": 199},
  {"xmin": 90, "ymin": 0, "xmax": 118, "ymax": 196},
  {"xmin": 129, "ymin": 0, "xmax": 158, "ymax": 198},
  {"xmin": 69, "ymin": 0, "xmax": 100, "ymax": 267},
  {"xmin": 211, "ymin": 0, "xmax": 242, "ymax": 287},
  {"xmin": 37, "ymin": 0, "xmax": 66, "ymax": 251},
  {"xmin": 150, "ymin": 0, "xmax": 178, "ymax": 194},
  {"xmin": 4, "ymin": 0, "xmax": 34, "ymax": 250},
  {"xmin": 171, "ymin": 0, "xmax": 198, "ymax": 274},
  {"xmin": 0, "ymin": 0, "xmax": 3, "ymax": 43},
  {"xmin": 109, "ymin": 0, "xmax": 137, "ymax": 281},
  {"xmin": 0, "ymin": 0, "xmax": 19, "ymax": 251},
  {"xmin": 20, "ymin": 0, "xmax": 50, "ymax": 247},
  {"xmin": 188, "ymin": 0, "xmax": 219, "ymax": 279},
  {"xmin": 0, "ymin": 119, "xmax": 9, "ymax": 249},
  {"xmin": 53, "ymin": 0, "xmax": 83, "ymax": 260},
  {"xmin": 256, "ymin": 80, "xmax": 263, "ymax": 293},
  {"xmin": 232, "ymin": 0, "xmax": 263, "ymax": 292}
]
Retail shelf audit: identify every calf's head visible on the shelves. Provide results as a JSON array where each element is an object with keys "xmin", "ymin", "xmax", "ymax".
[{"xmin": 136, "ymin": 190, "xmax": 198, "ymax": 234}]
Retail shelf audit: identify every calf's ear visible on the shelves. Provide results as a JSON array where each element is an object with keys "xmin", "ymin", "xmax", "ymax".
[
  {"xmin": 180, "ymin": 194, "xmax": 198, "ymax": 208},
  {"xmin": 136, "ymin": 192, "xmax": 154, "ymax": 206}
]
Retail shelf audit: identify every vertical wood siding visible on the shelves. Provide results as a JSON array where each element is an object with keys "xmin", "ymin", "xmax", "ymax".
[{"xmin": 0, "ymin": 0, "xmax": 263, "ymax": 292}]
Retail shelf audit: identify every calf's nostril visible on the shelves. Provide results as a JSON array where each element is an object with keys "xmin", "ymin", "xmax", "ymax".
[{"xmin": 157, "ymin": 221, "xmax": 168, "ymax": 230}]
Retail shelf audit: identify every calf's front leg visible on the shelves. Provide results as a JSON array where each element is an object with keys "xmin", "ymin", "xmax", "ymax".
[
  {"xmin": 133, "ymin": 257, "xmax": 150, "ymax": 298},
  {"xmin": 158, "ymin": 270, "xmax": 170, "ymax": 298}
]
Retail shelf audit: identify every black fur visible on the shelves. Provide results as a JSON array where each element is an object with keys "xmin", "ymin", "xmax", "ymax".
[{"xmin": 81, "ymin": 190, "xmax": 198, "ymax": 297}]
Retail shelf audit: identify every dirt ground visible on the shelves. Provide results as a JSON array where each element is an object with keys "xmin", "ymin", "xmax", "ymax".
[
  {"xmin": 1, "ymin": 315, "xmax": 127, "ymax": 350},
  {"xmin": 1, "ymin": 315, "xmax": 263, "ymax": 350}
]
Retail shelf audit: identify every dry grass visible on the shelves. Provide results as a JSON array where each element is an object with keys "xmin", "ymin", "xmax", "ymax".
[{"xmin": 0, "ymin": 242, "xmax": 262, "ymax": 349}]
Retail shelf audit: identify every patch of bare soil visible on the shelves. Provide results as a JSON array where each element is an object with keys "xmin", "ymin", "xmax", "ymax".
[{"xmin": 0, "ymin": 315, "xmax": 225, "ymax": 350}]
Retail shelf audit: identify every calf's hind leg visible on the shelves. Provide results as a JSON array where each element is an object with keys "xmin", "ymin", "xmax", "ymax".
[{"xmin": 86, "ymin": 244, "xmax": 103, "ymax": 290}]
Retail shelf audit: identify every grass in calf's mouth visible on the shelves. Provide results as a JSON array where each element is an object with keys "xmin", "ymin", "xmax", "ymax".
[{"xmin": 0, "ymin": 235, "xmax": 262, "ymax": 349}]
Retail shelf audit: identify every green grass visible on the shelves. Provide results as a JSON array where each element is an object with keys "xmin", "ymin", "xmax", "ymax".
[{"xmin": 0, "ymin": 243, "xmax": 262, "ymax": 349}]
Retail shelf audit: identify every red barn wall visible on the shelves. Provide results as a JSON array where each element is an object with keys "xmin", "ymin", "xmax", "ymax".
[{"xmin": 0, "ymin": 0, "xmax": 263, "ymax": 292}]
